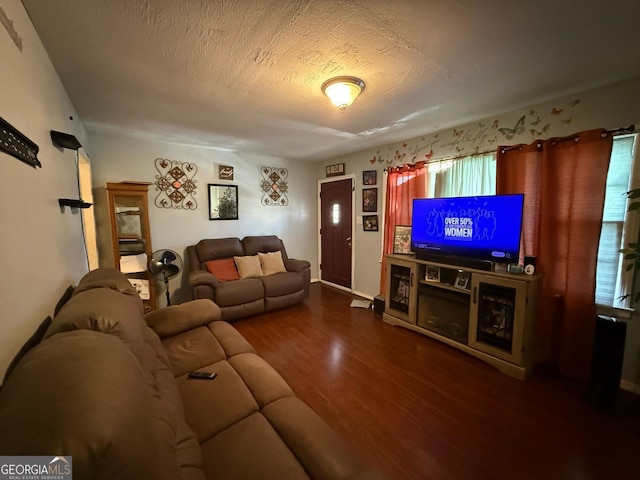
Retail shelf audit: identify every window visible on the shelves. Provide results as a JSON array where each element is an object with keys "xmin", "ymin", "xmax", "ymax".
[
  {"xmin": 332, "ymin": 203, "xmax": 340, "ymax": 224},
  {"xmin": 596, "ymin": 134, "xmax": 639, "ymax": 310},
  {"xmin": 428, "ymin": 153, "xmax": 496, "ymax": 198}
]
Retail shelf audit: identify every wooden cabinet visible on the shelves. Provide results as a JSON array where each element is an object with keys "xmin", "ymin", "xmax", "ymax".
[
  {"xmin": 384, "ymin": 254, "xmax": 539, "ymax": 379},
  {"xmin": 95, "ymin": 182, "xmax": 156, "ymax": 311}
]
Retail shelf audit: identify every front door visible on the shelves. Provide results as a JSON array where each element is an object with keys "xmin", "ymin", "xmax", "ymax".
[{"xmin": 320, "ymin": 178, "xmax": 353, "ymax": 288}]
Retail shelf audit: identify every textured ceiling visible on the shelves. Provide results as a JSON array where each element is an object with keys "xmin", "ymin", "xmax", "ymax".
[{"xmin": 21, "ymin": 0, "xmax": 640, "ymax": 161}]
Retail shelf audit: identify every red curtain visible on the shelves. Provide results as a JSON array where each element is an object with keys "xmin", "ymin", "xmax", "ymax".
[
  {"xmin": 497, "ymin": 129, "xmax": 614, "ymax": 379},
  {"xmin": 380, "ymin": 163, "xmax": 426, "ymax": 294}
]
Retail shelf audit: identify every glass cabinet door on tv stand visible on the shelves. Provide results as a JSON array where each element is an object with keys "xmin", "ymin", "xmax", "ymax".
[
  {"xmin": 385, "ymin": 257, "xmax": 418, "ymax": 325},
  {"xmin": 468, "ymin": 273, "xmax": 529, "ymax": 366}
]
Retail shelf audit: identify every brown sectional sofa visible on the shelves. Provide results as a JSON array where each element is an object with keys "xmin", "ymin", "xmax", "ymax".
[
  {"xmin": 187, "ymin": 235, "xmax": 311, "ymax": 321},
  {"xmin": 0, "ymin": 268, "xmax": 386, "ymax": 479}
]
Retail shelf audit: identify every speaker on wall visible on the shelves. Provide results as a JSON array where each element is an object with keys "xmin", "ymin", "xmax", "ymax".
[
  {"xmin": 524, "ymin": 256, "xmax": 537, "ymax": 275},
  {"xmin": 588, "ymin": 315, "xmax": 626, "ymax": 408}
]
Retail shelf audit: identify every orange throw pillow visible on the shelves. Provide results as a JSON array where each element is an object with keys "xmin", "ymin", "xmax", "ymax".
[{"xmin": 205, "ymin": 258, "xmax": 240, "ymax": 282}]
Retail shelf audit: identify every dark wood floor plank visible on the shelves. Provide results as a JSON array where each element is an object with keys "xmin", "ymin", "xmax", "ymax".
[{"xmin": 233, "ymin": 284, "xmax": 640, "ymax": 480}]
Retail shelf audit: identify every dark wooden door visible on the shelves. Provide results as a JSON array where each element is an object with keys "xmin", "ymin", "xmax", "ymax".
[{"xmin": 320, "ymin": 178, "xmax": 353, "ymax": 288}]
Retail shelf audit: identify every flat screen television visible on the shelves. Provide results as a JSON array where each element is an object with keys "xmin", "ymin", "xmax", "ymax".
[{"xmin": 411, "ymin": 194, "xmax": 524, "ymax": 267}]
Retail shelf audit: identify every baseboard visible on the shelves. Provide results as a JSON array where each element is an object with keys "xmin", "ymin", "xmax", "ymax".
[
  {"xmin": 318, "ymin": 280, "xmax": 352, "ymax": 293},
  {"xmin": 620, "ymin": 379, "xmax": 640, "ymax": 395},
  {"xmin": 311, "ymin": 277, "xmax": 320, "ymax": 283},
  {"xmin": 353, "ymin": 290, "xmax": 374, "ymax": 301}
]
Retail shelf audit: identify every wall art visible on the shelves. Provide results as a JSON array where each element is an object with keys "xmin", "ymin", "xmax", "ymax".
[
  {"xmin": 218, "ymin": 164, "xmax": 234, "ymax": 180},
  {"xmin": 363, "ymin": 170, "xmax": 377, "ymax": 185},
  {"xmin": 260, "ymin": 166, "xmax": 288, "ymax": 206},
  {"xmin": 363, "ymin": 215, "xmax": 379, "ymax": 231},
  {"xmin": 362, "ymin": 187, "xmax": 377, "ymax": 212},
  {"xmin": 326, "ymin": 163, "xmax": 345, "ymax": 177},
  {"xmin": 153, "ymin": 158, "xmax": 197, "ymax": 209},
  {"xmin": 208, "ymin": 184, "xmax": 238, "ymax": 220}
]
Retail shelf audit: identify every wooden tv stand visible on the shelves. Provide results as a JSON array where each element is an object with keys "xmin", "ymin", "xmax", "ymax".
[{"xmin": 383, "ymin": 254, "xmax": 540, "ymax": 380}]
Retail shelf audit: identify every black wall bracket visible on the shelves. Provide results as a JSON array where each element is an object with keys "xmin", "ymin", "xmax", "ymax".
[{"xmin": 0, "ymin": 116, "xmax": 41, "ymax": 168}]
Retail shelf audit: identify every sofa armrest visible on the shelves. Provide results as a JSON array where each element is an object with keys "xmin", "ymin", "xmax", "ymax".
[
  {"xmin": 284, "ymin": 258, "xmax": 311, "ymax": 273},
  {"xmin": 188, "ymin": 269, "xmax": 221, "ymax": 287},
  {"xmin": 144, "ymin": 299, "xmax": 221, "ymax": 338}
]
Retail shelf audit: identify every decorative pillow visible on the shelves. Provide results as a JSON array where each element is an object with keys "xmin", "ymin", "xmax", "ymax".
[
  {"xmin": 205, "ymin": 258, "xmax": 240, "ymax": 282},
  {"xmin": 233, "ymin": 255, "xmax": 264, "ymax": 278},
  {"xmin": 258, "ymin": 251, "xmax": 287, "ymax": 276}
]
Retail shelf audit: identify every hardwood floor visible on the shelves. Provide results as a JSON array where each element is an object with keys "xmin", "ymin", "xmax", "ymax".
[{"xmin": 233, "ymin": 284, "xmax": 640, "ymax": 480}]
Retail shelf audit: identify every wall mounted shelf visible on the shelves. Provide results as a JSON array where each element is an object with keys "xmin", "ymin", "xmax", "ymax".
[
  {"xmin": 50, "ymin": 130, "xmax": 82, "ymax": 150},
  {"xmin": 58, "ymin": 198, "xmax": 92, "ymax": 209}
]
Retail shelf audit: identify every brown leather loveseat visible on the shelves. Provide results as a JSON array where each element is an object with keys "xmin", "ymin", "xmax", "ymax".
[
  {"xmin": 0, "ymin": 268, "xmax": 386, "ymax": 480},
  {"xmin": 186, "ymin": 235, "xmax": 311, "ymax": 321}
]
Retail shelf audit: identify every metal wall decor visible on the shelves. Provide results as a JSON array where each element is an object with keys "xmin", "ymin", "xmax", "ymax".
[
  {"xmin": 260, "ymin": 166, "xmax": 288, "ymax": 206},
  {"xmin": 0, "ymin": 116, "xmax": 40, "ymax": 168},
  {"xmin": 153, "ymin": 158, "xmax": 198, "ymax": 210}
]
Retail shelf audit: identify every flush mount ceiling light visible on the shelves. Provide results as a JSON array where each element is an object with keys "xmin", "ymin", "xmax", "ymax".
[{"xmin": 321, "ymin": 76, "xmax": 365, "ymax": 111}]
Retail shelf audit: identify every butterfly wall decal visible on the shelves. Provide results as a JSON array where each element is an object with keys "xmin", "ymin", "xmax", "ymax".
[
  {"xmin": 370, "ymin": 155, "xmax": 377, "ymax": 164},
  {"xmin": 530, "ymin": 116, "xmax": 541, "ymax": 126},
  {"xmin": 424, "ymin": 149, "xmax": 433, "ymax": 160},
  {"xmin": 530, "ymin": 124, "xmax": 550, "ymax": 138},
  {"xmin": 561, "ymin": 115, "xmax": 574, "ymax": 124},
  {"xmin": 551, "ymin": 107, "xmax": 564, "ymax": 115},
  {"xmin": 453, "ymin": 128, "xmax": 463, "ymax": 137},
  {"xmin": 491, "ymin": 120, "xmax": 499, "ymax": 130},
  {"xmin": 394, "ymin": 150, "xmax": 406, "ymax": 163},
  {"xmin": 569, "ymin": 99, "xmax": 581, "ymax": 107},
  {"xmin": 498, "ymin": 115, "xmax": 525, "ymax": 140}
]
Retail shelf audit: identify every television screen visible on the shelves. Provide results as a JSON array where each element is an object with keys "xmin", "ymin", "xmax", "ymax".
[{"xmin": 411, "ymin": 194, "xmax": 524, "ymax": 264}]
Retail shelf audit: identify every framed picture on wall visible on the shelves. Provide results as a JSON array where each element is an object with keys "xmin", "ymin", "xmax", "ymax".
[
  {"xmin": 218, "ymin": 164, "xmax": 234, "ymax": 180},
  {"xmin": 363, "ymin": 170, "xmax": 377, "ymax": 185},
  {"xmin": 393, "ymin": 225, "xmax": 412, "ymax": 254},
  {"xmin": 362, "ymin": 187, "xmax": 377, "ymax": 212},
  {"xmin": 363, "ymin": 215, "xmax": 379, "ymax": 231},
  {"xmin": 208, "ymin": 184, "xmax": 238, "ymax": 220}
]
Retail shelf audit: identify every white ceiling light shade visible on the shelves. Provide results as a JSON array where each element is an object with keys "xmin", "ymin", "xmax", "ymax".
[{"xmin": 321, "ymin": 76, "xmax": 365, "ymax": 111}]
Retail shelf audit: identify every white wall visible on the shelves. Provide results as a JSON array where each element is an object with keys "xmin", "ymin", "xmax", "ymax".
[
  {"xmin": 88, "ymin": 131, "xmax": 318, "ymax": 306},
  {"xmin": 0, "ymin": 0, "xmax": 88, "ymax": 378}
]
